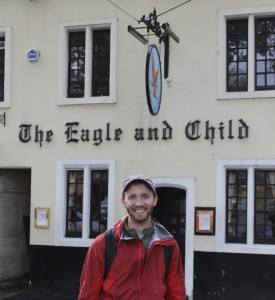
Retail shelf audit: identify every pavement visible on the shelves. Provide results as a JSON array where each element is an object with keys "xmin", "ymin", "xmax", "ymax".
[{"xmin": 0, "ymin": 288, "xmax": 76, "ymax": 300}]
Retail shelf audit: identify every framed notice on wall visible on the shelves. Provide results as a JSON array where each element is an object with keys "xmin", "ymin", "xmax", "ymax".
[
  {"xmin": 195, "ymin": 207, "xmax": 215, "ymax": 235},
  {"xmin": 34, "ymin": 208, "xmax": 50, "ymax": 229}
]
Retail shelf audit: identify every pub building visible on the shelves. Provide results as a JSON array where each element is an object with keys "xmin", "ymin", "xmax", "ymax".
[{"xmin": 0, "ymin": 0, "xmax": 275, "ymax": 299}]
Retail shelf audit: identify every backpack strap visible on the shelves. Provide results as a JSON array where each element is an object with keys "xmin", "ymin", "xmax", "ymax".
[
  {"xmin": 164, "ymin": 245, "xmax": 173, "ymax": 278},
  {"xmin": 104, "ymin": 228, "xmax": 116, "ymax": 279}
]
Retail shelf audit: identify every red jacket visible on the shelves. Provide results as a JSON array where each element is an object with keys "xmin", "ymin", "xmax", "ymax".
[{"xmin": 78, "ymin": 217, "xmax": 186, "ymax": 300}]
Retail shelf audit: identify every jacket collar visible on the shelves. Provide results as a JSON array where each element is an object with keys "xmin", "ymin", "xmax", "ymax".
[{"xmin": 113, "ymin": 216, "xmax": 173, "ymax": 245}]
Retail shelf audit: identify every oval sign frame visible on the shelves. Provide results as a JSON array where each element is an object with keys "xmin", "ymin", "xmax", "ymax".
[{"xmin": 145, "ymin": 44, "xmax": 162, "ymax": 116}]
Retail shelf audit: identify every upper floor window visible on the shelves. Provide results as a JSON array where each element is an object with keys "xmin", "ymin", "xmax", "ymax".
[
  {"xmin": 218, "ymin": 6, "xmax": 275, "ymax": 99},
  {"xmin": 216, "ymin": 160, "xmax": 275, "ymax": 255},
  {"xmin": 58, "ymin": 19, "xmax": 116, "ymax": 105},
  {"xmin": 55, "ymin": 159, "xmax": 115, "ymax": 247},
  {"xmin": 0, "ymin": 27, "xmax": 11, "ymax": 108}
]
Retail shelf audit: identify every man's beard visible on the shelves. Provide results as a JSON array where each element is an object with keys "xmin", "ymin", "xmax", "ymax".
[{"xmin": 126, "ymin": 205, "xmax": 154, "ymax": 224}]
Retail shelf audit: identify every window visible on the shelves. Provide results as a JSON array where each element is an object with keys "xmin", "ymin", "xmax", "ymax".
[
  {"xmin": 65, "ymin": 169, "xmax": 109, "ymax": 238},
  {"xmin": 55, "ymin": 159, "xmax": 115, "ymax": 247},
  {"xmin": 216, "ymin": 160, "xmax": 275, "ymax": 254},
  {"xmin": 217, "ymin": 6, "xmax": 275, "ymax": 99},
  {"xmin": 0, "ymin": 27, "xmax": 11, "ymax": 108},
  {"xmin": 58, "ymin": 19, "xmax": 116, "ymax": 105}
]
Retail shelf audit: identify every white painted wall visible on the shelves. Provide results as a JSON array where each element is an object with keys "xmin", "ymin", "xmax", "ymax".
[{"xmin": 0, "ymin": 0, "xmax": 274, "ymax": 271}]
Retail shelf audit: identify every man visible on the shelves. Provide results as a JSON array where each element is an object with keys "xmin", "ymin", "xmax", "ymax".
[{"xmin": 78, "ymin": 175, "xmax": 186, "ymax": 299}]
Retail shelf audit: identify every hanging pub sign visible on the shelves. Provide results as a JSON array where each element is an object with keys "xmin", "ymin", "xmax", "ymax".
[
  {"xmin": 106, "ymin": 0, "xmax": 192, "ymax": 116},
  {"xmin": 146, "ymin": 45, "xmax": 162, "ymax": 116}
]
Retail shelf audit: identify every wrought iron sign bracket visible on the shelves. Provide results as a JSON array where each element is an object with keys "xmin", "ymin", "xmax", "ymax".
[{"xmin": 129, "ymin": 8, "xmax": 180, "ymax": 79}]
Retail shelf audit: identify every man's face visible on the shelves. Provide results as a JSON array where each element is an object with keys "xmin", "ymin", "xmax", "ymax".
[{"xmin": 122, "ymin": 182, "xmax": 158, "ymax": 226}]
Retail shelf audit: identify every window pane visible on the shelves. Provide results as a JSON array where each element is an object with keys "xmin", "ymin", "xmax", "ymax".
[
  {"xmin": 255, "ymin": 171, "xmax": 265, "ymax": 184},
  {"xmin": 227, "ymin": 19, "xmax": 248, "ymax": 92},
  {"xmin": 266, "ymin": 47, "xmax": 275, "ymax": 59},
  {"xmin": 255, "ymin": 35, "xmax": 265, "ymax": 48},
  {"xmin": 238, "ymin": 225, "xmax": 246, "ymax": 237},
  {"xmin": 228, "ymin": 185, "xmax": 236, "ymax": 197},
  {"xmin": 228, "ymin": 75, "xmax": 237, "ymax": 88},
  {"xmin": 267, "ymin": 171, "xmax": 275, "ymax": 184},
  {"xmin": 267, "ymin": 34, "xmax": 275, "ymax": 46},
  {"xmin": 89, "ymin": 170, "xmax": 109, "ymax": 238},
  {"xmin": 228, "ymin": 198, "xmax": 236, "ymax": 209},
  {"xmin": 266, "ymin": 61, "xmax": 275, "ymax": 72},
  {"xmin": 238, "ymin": 49, "xmax": 247, "ymax": 61},
  {"xmin": 65, "ymin": 170, "xmax": 84, "ymax": 238},
  {"xmin": 227, "ymin": 224, "xmax": 236, "ymax": 237},
  {"xmin": 255, "ymin": 224, "xmax": 265, "ymax": 237},
  {"xmin": 256, "ymin": 74, "xmax": 265, "ymax": 86},
  {"xmin": 238, "ymin": 198, "xmax": 247, "ymax": 210},
  {"xmin": 257, "ymin": 61, "xmax": 265, "ymax": 72},
  {"xmin": 267, "ymin": 74, "xmax": 275, "ymax": 86},
  {"xmin": 228, "ymin": 172, "xmax": 237, "ymax": 184},
  {"xmin": 256, "ymin": 198, "xmax": 265, "ymax": 210},
  {"xmin": 256, "ymin": 20, "xmax": 265, "ymax": 34},
  {"xmin": 256, "ymin": 48, "xmax": 266, "ymax": 60},
  {"xmin": 238, "ymin": 62, "xmax": 247, "ymax": 74},
  {"xmin": 238, "ymin": 36, "xmax": 247, "ymax": 48},
  {"xmin": 228, "ymin": 49, "xmax": 238, "ymax": 62},
  {"xmin": 228, "ymin": 62, "xmax": 237, "ymax": 74},
  {"xmin": 238, "ymin": 75, "xmax": 247, "ymax": 88},
  {"xmin": 267, "ymin": 19, "xmax": 275, "ymax": 33},
  {"xmin": 267, "ymin": 199, "xmax": 275, "ymax": 211},
  {"xmin": 256, "ymin": 185, "xmax": 265, "ymax": 198}
]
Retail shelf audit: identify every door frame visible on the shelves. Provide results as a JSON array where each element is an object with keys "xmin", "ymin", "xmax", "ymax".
[{"xmin": 154, "ymin": 177, "xmax": 195, "ymax": 299}]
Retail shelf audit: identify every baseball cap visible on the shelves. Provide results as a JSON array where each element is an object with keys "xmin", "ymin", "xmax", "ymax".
[{"xmin": 122, "ymin": 175, "xmax": 156, "ymax": 195}]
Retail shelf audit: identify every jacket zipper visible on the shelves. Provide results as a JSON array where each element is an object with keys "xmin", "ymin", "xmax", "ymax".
[{"xmin": 138, "ymin": 241, "xmax": 143, "ymax": 290}]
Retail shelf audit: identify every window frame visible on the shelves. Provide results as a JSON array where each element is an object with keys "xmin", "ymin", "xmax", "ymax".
[
  {"xmin": 217, "ymin": 6, "xmax": 275, "ymax": 100},
  {"xmin": 216, "ymin": 160, "xmax": 275, "ymax": 255},
  {"xmin": 0, "ymin": 26, "xmax": 11, "ymax": 108},
  {"xmin": 55, "ymin": 159, "xmax": 115, "ymax": 247},
  {"xmin": 58, "ymin": 18, "xmax": 117, "ymax": 106}
]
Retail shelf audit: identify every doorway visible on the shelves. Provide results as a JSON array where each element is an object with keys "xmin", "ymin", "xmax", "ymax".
[
  {"xmin": 0, "ymin": 169, "xmax": 31, "ymax": 288},
  {"xmin": 153, "ymin": 177, "xmax": 194, "ymax": 299},
  {"xmin": 152, "ymin": 187, "xmax": 186, "ymax": 265}
]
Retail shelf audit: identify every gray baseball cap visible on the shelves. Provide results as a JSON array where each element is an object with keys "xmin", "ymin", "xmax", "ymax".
[{"xmin": 122, "ymin": 175, "xmax": 156, "ymax": 195}]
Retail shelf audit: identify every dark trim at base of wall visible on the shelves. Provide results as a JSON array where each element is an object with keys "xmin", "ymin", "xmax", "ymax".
[
  {"xmin": 28, "ymin": 246, "xmax": 275, "ymax": 299},
  {"xmin": 29, "ymin": 245, "xmax": 87, "ymax": 297},
  {"xmin": 194, "ymin": 251, "xmax": 275, "ymax": 300}
]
